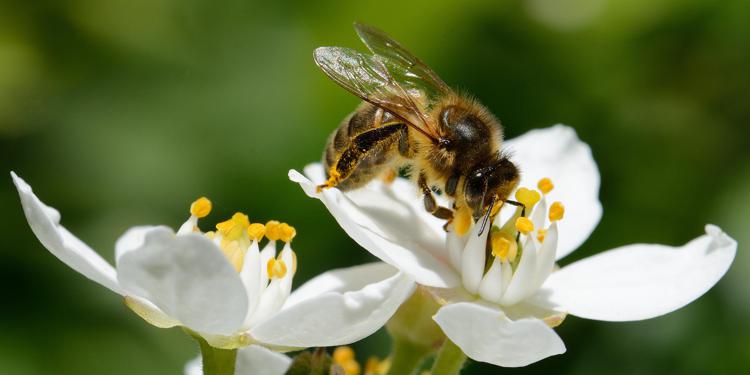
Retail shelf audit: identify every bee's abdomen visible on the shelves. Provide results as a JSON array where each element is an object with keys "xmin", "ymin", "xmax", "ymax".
[{"xmin": 322, "ymin": 102, "xmax": 398, "ymax": 190}]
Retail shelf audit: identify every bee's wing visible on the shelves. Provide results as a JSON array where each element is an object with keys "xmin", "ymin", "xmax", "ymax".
[
  {"xmin": 354, "ymin": 22, "xmax": 451, "ymax": 101},
  {"xmin": 314, "ymin": 46, "xmax": 441, "ymax": 141}
]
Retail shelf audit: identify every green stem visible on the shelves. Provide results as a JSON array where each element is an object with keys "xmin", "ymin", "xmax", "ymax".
[
  {"xmin": 387, "ymin": 336, "xmax": 432, "ymax": 375},
  {"xmin": 430, "ymin": 339, "xmax": 467, "ymax": 375},
  {"xmin": 196, "ymin": 336, "xmax": 237, "ymax": 375}
]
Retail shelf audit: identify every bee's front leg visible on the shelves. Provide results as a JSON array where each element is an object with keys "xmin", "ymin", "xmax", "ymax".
[{"xmin": 418, "ymin": 172, "xmax": 454, "ymax": 224}]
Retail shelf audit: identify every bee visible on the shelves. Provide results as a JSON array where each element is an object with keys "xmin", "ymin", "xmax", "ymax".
[{"xmin": 315, "ymin": 23, "xmax": 523, "ymax": 235}]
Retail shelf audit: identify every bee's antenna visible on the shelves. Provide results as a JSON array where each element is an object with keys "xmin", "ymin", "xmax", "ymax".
[{"xmin": 478, "ymin": 195, "xmax": 496, "ymax": 237}]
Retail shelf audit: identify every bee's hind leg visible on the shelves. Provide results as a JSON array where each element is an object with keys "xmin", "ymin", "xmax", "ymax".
[
  {"xmin": 317, "ymin": 123, "xmax": 407, "ymax": 192},
  {"xmin": 418, "ymin": 172, "xmax": 454, "ymax": 226}
]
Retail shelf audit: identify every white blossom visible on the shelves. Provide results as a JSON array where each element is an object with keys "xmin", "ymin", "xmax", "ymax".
[{"xmin": 290, "ymin": 124, "xmax": 736, "ymax": 367}]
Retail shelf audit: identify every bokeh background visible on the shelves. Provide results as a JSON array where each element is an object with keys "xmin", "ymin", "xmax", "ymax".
[{"xmin": 2, "ymin": 0, "xmax": 749, "ymax": 374}]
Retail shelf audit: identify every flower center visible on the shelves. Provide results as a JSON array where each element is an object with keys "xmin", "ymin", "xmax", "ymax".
[
  {"xmin": 181, "ymin": 197, "xmax": 298, "ymax": 275},
  {"xmin": 452, "ymin": 178, "xmax": 566, "ymax": 306}
]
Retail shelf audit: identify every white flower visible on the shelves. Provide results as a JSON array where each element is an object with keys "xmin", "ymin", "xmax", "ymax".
[
  {"xmin": 289, "ymin": 125, "xmax": 737, "ymax": 367},
  {"xmin": 184, "ymin": 345, "xmax": 291, "ymax": 375},
  {"xmin": 12, "ymin": 172, "xmax": 414, "ymax": 351}
]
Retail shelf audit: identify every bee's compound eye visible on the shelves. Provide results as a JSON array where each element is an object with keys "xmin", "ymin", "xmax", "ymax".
[{"xmin": 438, "ymin": 138, "xmax": 452, "ymax": 149}]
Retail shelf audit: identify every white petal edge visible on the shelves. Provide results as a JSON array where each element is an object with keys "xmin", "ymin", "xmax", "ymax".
[
  {"xmin": 434, "ymin": 302, "xmax": 565, "ymax": 367},
  {"xmin": 117, "ymin": 227, "xmax": 249, "ymax": 335},
  {"xmin": 250, "ymin": 263, "xmax": 416, "ymax": 348},
  {"xmin": 11, "ymin": 172, "xmax": 121, "ymax": 294},
  {"xmin": 289, "ymin": 167, "xmax": 459, "ymax": 288},
  {"xmin": 535, "ymin": 224, "xmax": 737, "ymax": 322},
  {"xmin": 183, "ymin": 345, "xmax": 291, "ymax": 375},
  {"xmin": 504, "ymin": 125, "xmax": 602, "ymax": 260}
]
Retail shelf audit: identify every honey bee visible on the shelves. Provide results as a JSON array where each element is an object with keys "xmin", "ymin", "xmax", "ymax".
[{"xmin": 315, "ymin": 23, "xmax": 523, "ymax": 235}]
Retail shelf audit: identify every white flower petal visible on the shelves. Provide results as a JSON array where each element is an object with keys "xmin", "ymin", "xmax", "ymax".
[
  {"xmin": 537, "ymin": 225, "xmax": 737, "ymax": 321},
  {"xmin": 183, "ymin": 345, "xmax": 291, "ymax": 375},
  {"xmin": 115, "ymin": 225, "xmax": 164, "ymax": 263},
  {"xmin": 240, "ymin": 240, "xmax": 263, "ymax": 328},
  {"xmin": 533, "ymin": 223, "xmax": 558, "ymax": 290},
  {"xmin": 461, "ymin": 223, "xmax": 489, "ymax": 294},
  {"xmin": 501, "ymin": 237, "xmax": 538, "ymax": 305},
  {"xmin": 433, "ymin": 302, "xmax": 565, "ymax": 367},
  {"xmin": 236, "ymin": 345, "xmax": 292, "ymax": 375},
  {"xmin": 250, "ymin": 264, "xmax": 415, "ymax": 348},
  {"xmin": 11, "ymin": 172, "xmax": 121, "ymax": 294},
  {"xmin": 478, "ymin": 258, "xmax": 504, "ymax": 304},
  {"xmin": 123, "ymin": 295, "xmax": 181, "ymax": 328},
  {"xmin": 289, "ymin": 167, "xmax": 459, "ymax": 288},
  {"xmin": 117, "ymin": 227, "xmax": 248, "ymax": 335},
  {"xmin": 184, "ymin": 356, "xmax": 202, "ymax": 375},
  {"xmin": 504, "ymin": 125, "xmax": 602, "ymax": 260},
  {"xmin": 284, "ymin": 262, "xmax": 395, "ymax": 306}
]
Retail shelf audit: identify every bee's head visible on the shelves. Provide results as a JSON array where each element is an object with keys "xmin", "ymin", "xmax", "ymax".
[{"xmin": 464, "ymin": 155, "xmax": 520, "ymax": 221}]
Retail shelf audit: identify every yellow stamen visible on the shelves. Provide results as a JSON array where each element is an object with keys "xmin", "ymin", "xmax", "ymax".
[
  {"xmin": 247, "ymin": 223, "xmax": 266, "ymax": 241},
  {"xmin": 514, "ymin": 188, "xmax": 541, "ymax": 211},
  {"xmin": 216, "ymin": 212, "xmax": 250, "ymax": 241},
  {"xmin": 549, "ymin": 201, "xmax": 565, "ymax": 222},
  {"xmin": 491, "ymin": 231, "xmax": 518, "ymax": 262},
  {"xmin": 454, "ymin": 204, "xmax": 472, "ymax": 236},
  {"xmin": 365, "ymin": 357, "xmax": 391, "ymax": 375},
  {"xmin": 279, "ymin": 223, "xmax": 297, "ymax": 242},
  {"xmin": 340, "ymin": 361, "xmax": 361, "ymax": 375},
  {"xmin": 537, "ymin": 228, "xmax": 547, "ymax": 243},
  {"xmin": 221, "ymin": 241, "xmax": 244, "ymax": 273},
  {"xmin": 190, "ymin": 197, "xmax": 212, "ymax": 218},
  {"xmin": 333, "ymin": 346, "xmax": 361, "ymax": 375},
  {"xmin": 538, "ymin": 178, "xmax": 554, "ymax": 195},
  {"xmin": 333, "ymin": 346, "xmax": 355, "ymax": 364},
  {"xmin": 515, "ymin": 217, "xmax": 534, "ymax": 234},
  {"xmin": 266, "ymin": 258, "xmax": 287, "ymax": 279},
  {"xmin": 205, "ymin": 231, "xmax": 216, "ymax": 239},
  {"xmin": 265, "ymin": 220, "xmax": 282, "ymax": 241}
]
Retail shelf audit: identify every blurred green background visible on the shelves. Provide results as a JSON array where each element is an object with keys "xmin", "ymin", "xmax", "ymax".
[{"xmin": 1, "ymin": 0, "xmax": 749, "ymax": 374}]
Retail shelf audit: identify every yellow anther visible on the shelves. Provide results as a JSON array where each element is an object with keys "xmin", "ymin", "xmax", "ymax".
[
  {"xmin": 247, "ymin": 223, "xmax": 266, "ymax": 241},
  {"xmin": 365, "ymin": 357, "xmax": 391, "ymax": 375},
  {"xmin": 205, "ymin": 231, "xmax": 216, "ymax": 240},
  {"xmin": 515, "ymin": 217, "xmax": 534, "ymax": 234},
  {"xmin": 265, "ymin": 220, "xmax": 282, "ymax": 241},
  {"xmin": 221, "ymin": 241, "xmax": 245, "ymax": 273},
  {"xmin": 454, "ymin": 204, "xmax": 472, "ymax": 236},
  {"xmin": 491, "ymin": 231, "xmax": 518, "ymax": 262},
  {"xmin": 549, "ymin": 201, "xmax": 565, "ymax": 221},
  {"xmin": 216, "ymin": 212, "xmax": 250, "ymax": 241},
  {"xmin": 515, "ymin": 188, "xmax": 541, "ymax": 211},
  {"xmin": 537, "ymin": 228, "xmax": 547, "ymax": 243},
  {"xmin": 340, "ymin": 361, "xmax": 361, "ymax": 375},
  {"xmin": 333, "ymin": 346, "xmax": 355, "ymax": 364},
  {"xmin": 279, "ymin": 223, "xmax": 297, "ymax": 242},
  {"xmin": 266, "ymin": 258, "xmax": 287, "ymax": 279},
  {"xmin": 538, "ymin": 178, "xmax": 554, "ymax": 194},
  {"xmin": 190, "ymin": 197, "xmax": 212, "ymax": 218}
]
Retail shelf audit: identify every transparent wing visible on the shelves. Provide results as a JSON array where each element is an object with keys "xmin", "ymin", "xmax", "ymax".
[
  {"xmin": 314, "ymin": 46, "xmax": 440, "ymax": 140},
  {"xmin": 354, "ymin": 22, "xmax": 451, "ymax": 101}
]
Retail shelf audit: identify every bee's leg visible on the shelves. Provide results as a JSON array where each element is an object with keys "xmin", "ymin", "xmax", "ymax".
[
  {"xmin": 317, "ymin": 123, "xmax": 407, "ymax": 192},
  {"xmin": 418, "ymin": 172, "xmax": 454, "ymax": 221},
  {"xmin": 502, "ymin": 199, "xmax": 527, "ymax": 241},
  {"xmin": 503, "ymin": 199, "xmax": 527, "ymax": 217}
]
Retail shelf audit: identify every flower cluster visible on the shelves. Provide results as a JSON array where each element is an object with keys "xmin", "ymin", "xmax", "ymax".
[{"xmin": 12, "ymin": 124, "xmax": 737, "ymax": 374}]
